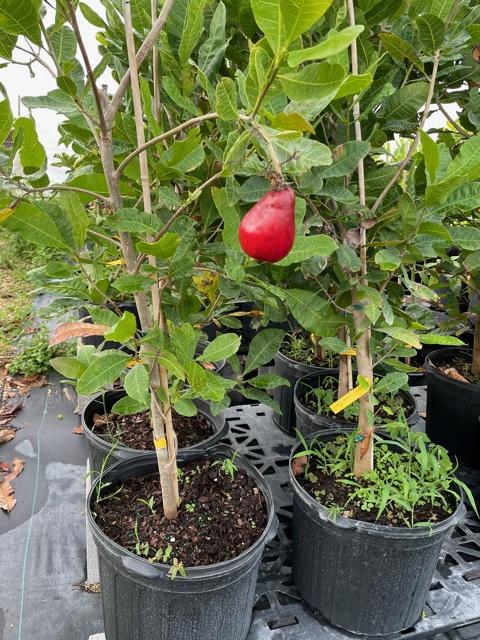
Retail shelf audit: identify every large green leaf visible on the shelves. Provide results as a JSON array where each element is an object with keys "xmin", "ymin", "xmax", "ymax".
[
  {"xmin": 77, "ymin": 353, "xmax": 130, "ymax": 396},
  {"xmin": 276, "ymin": 235, "xmax": 337, "ymax": 266},
  {"xmin": 419, "ymin": 334, "xmax": 466, "ymax": 346},
  {"xmin": 382, "ymin": 82, "xmax": 429, "ymax": 125},
  {"xmin": 48, "ymin": 25, "xmax": 77, "ymax": 63},
  {"xmin": 212, "ymin": 187, "xmax": 240, "ymax": 248},
  {"xmin": 429, "ymin": 183, "xmax": 480, "ymax": 215},
  {"xmin": 178, "ymin": 0, "xmax": 207, "ymax": 62},
  {"xmin": 112, "ymin": 274, "xmax": 153, "ymax": 293},
  {"xmin": 425, "ymin": 136, "xmax": 480, "ymax": 205},
  {"xmin": 378, "ymin": 32, "xmax": 423, "ymax": 70},
  {"xmin": 449, "ymin": 226, "xmax": 480, "ymax": 251},
  {"xmin": 244, "ymin": 328, "xmax": 285, "ymax": 374},
  {"xmin": 376, "ymin": 327, "xmax": 422, "ymax": 349},
  {"xmin": 250, "ymin": 0, "xmax": 285, "ymax": 54},
  {"xmin": 124, "ymin": 364, "xmax": 150, "ymax": 405},
  {"xmin": 416, "ymin": 14, "xmax": 445, "ymax": 52},
  {"xmin": 136, "ymin": 233, "xmax": 180, "ymax": 260},
  {"xmin": 280, "ymin": 0, "xmax": 333, "ymax": 46},
  {"xmin": 0, "ymin": 0, "xmax": 41, "ymax": 45},
  {"xmin": 158, "ymin": 350, "xmax": 185, "ymax": 380},
  {"xmin": 319, "ymin": 141, "xmax": 370, "ymax": 178},
  {"xmin": 215, "ymin": 77, "xmax": 238, "ymax": 120},
  {"xmin": 3, "ymin": 202, "xmax": 67, "ymax": 249},
  {"xmin": 420, "ymin": 130, "xmax": 440, "ymax": 184},
  {"xmin": 279, "ymin": 62, "xmax": 345, "ymax": 102},
  {"xmin": 13, "ymin": 117, "xmax": 46, "ymax": 174},
  {"xmin": 271, "ymin": 133, "xmax": 332, "ymax": 174},
  {"xmin": 288, "ymin": 26, "xmax": 364, "ymax": 66},
  {"xmin": 58, "ymin": 192, "xmax": 88, "ymax": 251},
  {"xmin": 104, "ymin": 312, "xmax": 137, "ymax": 343},
  {"xmin": 198, "ymin": 1, "xmax": 228, "ymax": 77},
  {"xmin": 0, "ymin": 32, "xmax": 17, "ymax": 60},
  {"xmin": 335, "ymin": 73, "xmax": 372, "ymax": 99},
  {"xmin": 198, "ymin": 333, "xmax": 241, "ymax": 362},
  {"xmin": 50, "ymin": 357, "xmax": 86, "ymax": 379},
  {"xmin": 375, "ymin": 372, "xmax": 409, "ymax": 395},
  {"xmin": 283, "ymin": 288, "xmax": 343, "ymax": 336},
  {"xmin": 0, "ymin": 98, "xmax": 12, "ymax": 144}
]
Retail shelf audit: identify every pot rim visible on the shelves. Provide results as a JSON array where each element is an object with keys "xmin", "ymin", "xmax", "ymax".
[
  {"xmin": 87, "ymin": 448, "xmax": 276, "ymax": 578},
  {"xmin": 289, "ymin": 429, "xmax": 465, "ymax": 537},
  {"xmin": 293, "ymin": 371, "xmax": 418, "ymax": 426},
  {"xmin": 82, "ymin": 389, "xmax": 227, "ymax": 455}
]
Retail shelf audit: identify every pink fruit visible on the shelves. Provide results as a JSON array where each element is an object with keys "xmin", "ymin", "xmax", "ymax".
[{"xmin": 238, "ymin": 187, "xmax": 295, "ymax": 263}]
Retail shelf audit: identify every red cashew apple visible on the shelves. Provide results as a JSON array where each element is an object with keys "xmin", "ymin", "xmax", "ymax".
[{"xmin": 238, "ymin": 186, "xmax": 295, "ymax": 262}]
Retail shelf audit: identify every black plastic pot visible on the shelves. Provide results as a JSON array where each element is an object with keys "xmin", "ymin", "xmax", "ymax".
[
  {"xmin": 294, "ymin": 371, "xmax": 419, "ymax": 438},
  {"xmin": 425, "ymin": 347, "xmax": 480, "ymax": 469},
  {"xmin": 273, "ymin": 350, "xmax": 338, "ymax": 435},
  {"xmin": 82, "ymin": 389, "xmax": 228, "ymax": 472},
  {"xmin": 78, "ymin": 302, "xmax": 140, "ymax": 350},
  {"xmin": 88, "ymin": 449, "xmax": 278, "ymax": 640},
  {"xmin": 289, "ymin": 431, "xmax": 465, "ymax": 636}
]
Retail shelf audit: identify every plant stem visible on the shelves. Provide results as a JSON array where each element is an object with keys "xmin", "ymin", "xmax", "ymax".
[
  {"xmin": 9, "ymin": 183, "xmax": 111, "ymax": 207},
  {"xmin": 371, "ymin": 51, "xmax": 441, "ymax": 215},
  {"xmin": 251, "ymin": 62, "xmax": 279, "ymax": 119},
  {"xmin": 347, "ymin": 0, "xmax": 374, "ymax": 477},
  {"xmin": 114, "ymin": 113, "xmax": 218, "ymax": 177},
  {"xmin": 436, "ymin": 101, "xmax": 471, "ymax": 138},
  {"xmin": 151, "ymin": 0, "xmax": 161, "ymax": 122}
]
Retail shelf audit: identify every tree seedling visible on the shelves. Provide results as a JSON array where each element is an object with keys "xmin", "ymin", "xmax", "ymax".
[
  {"xmin": 138, "ymin": 496, "xmax": 156, "ymax": 515},
  {"xmin": 213, "ymin": 452, "xmax": 238, "ymax": 480},
  {"xmin": 168, "ymin": 558, "xmax": 187, "ymax": 580}
]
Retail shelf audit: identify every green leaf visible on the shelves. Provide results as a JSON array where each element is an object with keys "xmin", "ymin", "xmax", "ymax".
[
  {"xmin": 124, "ymin": 364, "xmax": 150, "ymax": 405},
  {"xmin": 420, "ymin": 130, "xmax": 440, "ymax": 184},
  {"xmin": 0, "ymin": 32, "xmax": 17, "ymax": 60},
  {"xmin": 245, "ymin": 328, "xmax": 285, "ymax": 374},
  {"xmin": 250, "ymin": 0, "xmax": 285, "ymax": 53},
  {"xmin": 58, "ymin": 192, "xmax": 88, "ymax": 251},
  {"xmin": 178, "ymin": 0, "xmax": 207, "ymax": 62},
  {"xmin": 50, "ymin": 357, "xmax": 86, "ymax": 379},
  {"xmin": 174, "ymin": 398, "xmax": 198, "ymax": 417},
  {"xmin": 238, "ymin": 176, "xmax": 270, "ymax": 202},
  {"xmin": 215, "ymin": 77, "xmax": 238, "ymax": 120},
  {"xmin": 0, "ymin": 98, "xmax": 12, "ymax": 144},
  {"xmin": 376, "ymin": 327, "xmax": 422, "ymax": 349},
  {"xmin": 464, "ymin": 251, "xmax": 480, "ymax": 271},
  {"xmin": 112, "ymin": 274, "xmax": 153, "ymax": 293},
  {"xmin": 210, "ymin": 396, "xmax": 231, "ymax": 416},
  {"xmin": 170, "ymin": 324, "xmax": 197, "ymax": 365},
  {"xmin": 162, "ymin": 76, "xmax": 198, "ymax": 116},
  {"xmin": 426, "ymin": 136, "xmax": 480, "ymax": 205},
  {"xmin": 356, "ymin": 285, "xmax": 383, "ymax": 323},
  {"xmin": 136, "ymin": 233, "xmax": 180, "ymax": 259},
  {"xmin": 335, "ymin": 73, "xmax": 372, "ymax": 99},
  {"xmin": 336, "ymin": 245, "xmax": 361, "ymax": 271},
  {"xmin": 280, "ymin": 0, "xmax": 333, "ymax": 46},
  {"xmin": 112, "ymin": 395, "xmax": 149, "ymax": 415},
  {"xmin": 3, "ymin": 202, "xmax": 67, "ymax": 249},
  {"xmin": 79, "ymin": 3, "xmax": 107, "ymax": 28},
  {"xmin": 198, "ymin": 333, "xmax": 241, "ymax": 362},
  {"xmin": 378, "ymin": 32, "xmax": 423, "ymax": 70},
  {"xmin": 13, "ymin": 117, "xmax": 46, "ymax": 173},
  {"xmin": 375, "ymin": 248, "xmax": 402, "ymax": 271},
  {"xmin": 212, "ymin": 187, "xmax": 240, "ymax": 248},
  {"xmin": 428, "ymin": 183, "xmax": 480, "ymax": 216},
  {"xmin": 375, "ymin": 372, "xmax": 409, "ymax": 395},
  {"xmin": 77, "ymin": 353, "xmax": 130, "ymax": 396},
  {"xmin": 283, "ymin": 288, "xmax": 343, "ymax": 336},
  {"xmin": 319, "ymin": 337, "xmax": 352, "ymax": 354},
  {"xmin": 430, "ymin": 0, "xmax": 453, "ymax": 20},
  {"xmin": 449, "ymin": 226, "xmax": 480, "ymax": 251},
  {"xmin": 319, "ymin": 141, "xmax": 370, "ymax": 178},
  {"xmin": 416, "ymin": 14, "xmax": 445, "ymax": 52},
  {"xmin": 110, "ymin": 208, "xmax": 162, "ymax": 234},
  {"xmin": 48, "ymin": 25, "xmax": 77, "ymax": 63},
  {"xmin": 248, "ymin": 373, "xmax": 290, "ymax": 389},
  {"xmin": 158, "ymin": 350, "xmax": 185, "ymax": 380},
  {"xmin": 288, "ymin": 26, "xmax": 364, "ymax": 66},
  {"xmin": 198, "ymin": 1, "xmax": 228, "ymax": 77},
  {"xmin": 104, "ymin": 312, "xmax": 137, "ymax": 343},
  {"xmin": 279, "ymin": 62, "xmax": 345, "ymax": 102},
  {"xmin": 276, "ymin": 235, "xmax": 337, "ymax": 266},
  {"xmin": 0, "ymin": 0, "xmax": 41, "ymax": 45},
  {"xmin": 57, "ymin": 75, "xmax": 77, "ymax": 97},
  {"xmin": 419, "ymin": 334, "xmax": 466, "ymax": 346},
  {"xmin": 271, "ymin": 133, "xmax": 332, "ymax": 174},
  {"xmin": 241, "ymin": 387, "xmax": 281, "ymax": 413},
  {"xmin": 382, "ymin": 82, "xmax": 429, "ymax": 126}
]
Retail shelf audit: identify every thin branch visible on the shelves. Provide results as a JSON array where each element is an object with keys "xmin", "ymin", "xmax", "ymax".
[
  {"xmin": 14, "ymin": 46, "xmax": 57, "ymax": 77},
  {"xmin": 436, "ymin": 101, "xmax": 471, "ymax": 138},
  {"xmin": 87, "ymin": 228, "xmax": 121, "ymax": 248},
  {"xmin": 251, "ymin": 62, "xmax": 280, "ymax": 119},
  {"xmin": 151, "ymin": 0, "xmax": 161, "ymax": 122},
  {"xmin": 371, "ymin": 50, "xmax": 441, "ymax": 215},
  {"xmin": 66, "ymin": 0, "xmax": 108, "ymax": 136},
  {"xmin": 114, "ymin": 112, "xmax": 218, "ymax": 176},
  {"xmin": 9, "ymin": 183, "xmax": 111, "ymax": 207},
  {"xmin": 108, "ymin": 0, "xmax": 176, "ymax": 125}
]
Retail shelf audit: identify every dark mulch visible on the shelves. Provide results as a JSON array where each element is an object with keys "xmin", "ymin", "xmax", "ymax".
[
  {"xmin": 91, "ymin": 410, "xmax": 214, "ymax": 450},
  {"xmin": 93, "ymin": 458, "xmax": 267, "ymax": 567},
  {"xmin": 436, "ymin": 353, "xmax": 480, "ymax": 384},
  {"xmin": 280, "ymin": 337, "xmax": 340, "ymax": 368},
  {"xmin": 298, "ymin": 466, "xmax": 455, "ymax": 527}
]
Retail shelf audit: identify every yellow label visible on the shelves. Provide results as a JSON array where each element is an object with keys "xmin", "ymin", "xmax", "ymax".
[
  {"xmin": 0, "ymin": 208, "xmax": 14, "ymax": 223},
  {"xmin": 340, "ymin": 347, "xmax": 356, "ymax": 356},
  {"xmin": 154, "ymin": 437, "xmax": 167, "ymax": 449},
  {"xmin": 330, "ymin": 380, "xmax": 371, "ymax": 414},
  {"xmin": 105, "ymin": 258, "xmax": 126, "ymax": 266}
]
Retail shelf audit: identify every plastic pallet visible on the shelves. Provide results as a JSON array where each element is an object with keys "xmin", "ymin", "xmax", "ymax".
[{"xmin": 217, "ymin": 398, "xmax": 480, "ymax": 640}]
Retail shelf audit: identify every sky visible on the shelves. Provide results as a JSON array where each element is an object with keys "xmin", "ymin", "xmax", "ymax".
[{"xmin": 0, "ymin": 2, "xmax": 458, "ymax": 181}]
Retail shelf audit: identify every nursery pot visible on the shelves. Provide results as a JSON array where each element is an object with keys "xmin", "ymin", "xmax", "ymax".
[
  {"xmin": 289, "ymin": 431, "xmax": 465, "ymax": 636},
  {"xmin": 273, "ymin": 350, "xmax": 338, "ymax": 435},
  {"xmin": 294, "ymin": 371, "xmax": 419, "ymax": 438},
  {"xmin": 82, "ymin": 389, "xmax": 228, "ymax": 472},
  {"xmin": 78, "ymin": 302, "xmax": 140, "ymax": 350},
  {"xmin": 425, "ymin": 347, "xmax": 480, "ymax": 468},
  {"xmin": 88, "ymin": 449, "xmax": 277, "ymax": 640}
]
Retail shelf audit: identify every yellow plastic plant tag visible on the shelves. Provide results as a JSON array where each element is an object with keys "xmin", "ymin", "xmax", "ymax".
[
  {"xmin": 154, "ymin": 437, "xmax": 167, "ymax": 449},
  {"xmin": 330, "ymin": 377, "xmax": 371, "ymax": 414},
  {"xmin": 0, "ymin": 208, "xmax": 14, "ymax": 222},
  {"xmin": 340, "ymin": 347, "xmax": 356, "ymax": 356},
  {"xmin": 105, "ymin": 258, "xmax": 125, "ymax": 266}
]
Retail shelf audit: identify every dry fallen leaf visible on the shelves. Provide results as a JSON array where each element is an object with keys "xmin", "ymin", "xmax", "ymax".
[
  {"xmin": 0, "ymin": 461, "xmax": 9, "ymax": 473},
  {"xmin": 0, "ymin": 401, "xmax": 23, "ymax": 421},
  {"xmin": 3, "ymin": 458, "xmax": 25, "ymax": 482},
  {"xmin": 200, "ymin": 361, "xmax": 216, "ymax": 370},
  {"xmin": 0, "ymin": 429, "xmax": 15, "ymax": 444},
  {"xmin": 49, "ymin": 321, "xmax": 110, "ymax": 346},
  {"xmin": 443, "ymin": 367, "xmax": 469, "ymax": 384},
  {"xmin": 292, "ymin": 455, "xmax": 308, "ymax": 477},
  {"xmin": 72, "ymin": 425, "xmax": 84, "ymax": 435},
  {"xmin": 360, "ymin": 429, "xmax": 375, "ymax": 459},
  {"xmin": 0, "ymin": 480, "xmax": 16, "ymax": 512}
]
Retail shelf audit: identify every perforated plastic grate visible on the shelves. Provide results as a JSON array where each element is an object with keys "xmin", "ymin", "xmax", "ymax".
[{"xmin": 220, "ymin": 393, "xmax": 480, "ymax": 640}]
